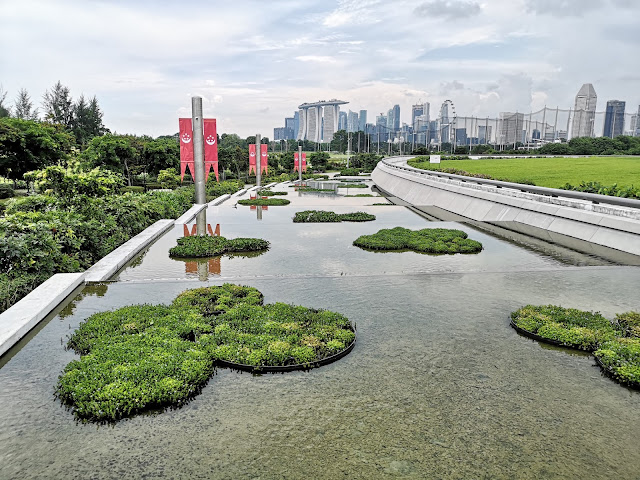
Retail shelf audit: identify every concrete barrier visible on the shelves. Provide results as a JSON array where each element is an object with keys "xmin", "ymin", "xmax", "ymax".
[
  {"xmin": 373, "ymin": 160, "xmax": 640, "ymax": 257},
  {"xmin": 0, "ymin": 273, "xmax": 85, "ymax": 358}
]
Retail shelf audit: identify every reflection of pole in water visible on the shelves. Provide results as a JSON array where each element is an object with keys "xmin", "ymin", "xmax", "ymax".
[
  {"xmin": 256, "ymin": 205, "xmax": 263, "ymax": 220},
  {"xmin": 196, "ymin": 209, "xmax": 206, "ymax": 236},
  {"xmin": 197, "ymin": 261, "xmax": 208, "ymax": 281}
]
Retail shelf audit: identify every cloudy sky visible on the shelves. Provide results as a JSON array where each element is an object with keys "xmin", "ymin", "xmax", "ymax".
[{"xmin": 1, "ymin": 0, "xmax": 639, "ymax": 138}]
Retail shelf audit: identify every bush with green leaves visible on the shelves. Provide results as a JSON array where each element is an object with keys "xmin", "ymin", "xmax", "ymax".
[
  {"xmin": 205, "ymin": 179, "xmax": 244, "ymax": 199},
  {"xmin": 26, "ymin": 165, "xmax": 125, "ymax": 200},
  {"xmin": 238, "ymin": 198, "xmax": 290, "ymax": 206},
  {"xmin": 338, "ymin": 183, "xmax": 368, "ymax": 188},
  {"xmin": 354, "ymin": 227, "xmax": 483, "ymax": 254},
  {"xmin": 339, "ymin": 168, "xmax": 361, "ymax": 176},
  {"xmin": 594, "ymin": 337, "xmax": 640, "ymax": 388},
  {"xmin": 510, "ymin": 305, "xmax": 621, "ymax": 351},
  {"xmin": 0, "ymin": 183, "xmax": 195, "ymax": 313},
  {"xmin": 56, "ymin": 284, "xmax": 355, "ymax": 421},
  {"xmin": 293, "ymin": 210, "xmax": 375, "ymax": 223},
  {"xmin": 0, "ymin": 184, "xmax": 14, "ymax": 199},
  {"xmin": 157, "ymin": 168, "xmax": 180, "ymax": 189},
  {"xmin": 169, "ymin": 235, "xmax": 270, "ymax": 258}
]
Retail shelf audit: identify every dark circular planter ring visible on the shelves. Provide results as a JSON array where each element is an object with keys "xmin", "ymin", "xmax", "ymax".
[
  {"xmin": 509, "ymin": 320, "xmax": 594, "ymax": 352},
  {"xmin": 593, "ymin": 355, "xmax": 640, "ymax": 391},
  {"xmin": 217, "ymin": 336, "xmax": 356, "ymax": 374}
]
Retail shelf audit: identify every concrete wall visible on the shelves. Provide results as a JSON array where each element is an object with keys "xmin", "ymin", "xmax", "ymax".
[{"xmin": 372, "ymin": 160, "xmax": 640, "ymax": 257}]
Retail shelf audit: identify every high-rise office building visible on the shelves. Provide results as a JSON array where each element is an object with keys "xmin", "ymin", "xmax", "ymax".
[
  {"xmin": 570, "ymin": 83, "xmax": 597, "ymax": 138},
  {"xmin": 603, "ymin": 100, "xmax": 626, "ymax": 138},
  {"xmin": 628, "ymin": 114, "xmax": 637, "ymax": 137},
  {"xmin": 392, "ymin": 104, "xmax": 400, "ymax": 131},
  {"xmin": 636, "ymin": 105, "xmax": 640, "ymax": 137},
  {"xmin": 412, "ymin": 103, "xmax": 430, "ymax": 132},
  {"xmin": 347, "ymin": 110, "xmax": 359, "ymax": 132},
  {"xmin": 499, "ymin": 112, "xmax": 525, "ymax": 145},
  {"xmin": 359, "ymin": 110, "xmax": 367, "ymax": 132},
  {"xmin": 293, "ymin": 112, "xmax": 300, "ymax": 138},
  {"xmin": 338, "ymin": 111, "xmax": 347, "ymax": 131}
]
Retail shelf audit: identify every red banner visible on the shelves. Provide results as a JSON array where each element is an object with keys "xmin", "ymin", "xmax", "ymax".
[
  {"xmin": 249, "ymin": 144, "xmax": 257, "ymax": 174},
  {"xmin": 179, "ymin": 118, "xmax": 195, "ymax": 181},
  {"xmin": 294, "ymin": 153, "xmax": 307, "ymax": 172},
  {"xmin": 203, "ymin": 119, "xmax": 219, "ymax": 182},
  {"xmin": 260, "ymin": 144, "xmax": 268, "ymax": 174}
]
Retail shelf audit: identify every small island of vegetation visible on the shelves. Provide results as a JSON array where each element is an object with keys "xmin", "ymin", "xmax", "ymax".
[
  {"xmin": 169, "ymin": 235, "xmax": 269, "ymax": 258},
  {"xmin": 293, "ymin": 210, "xmax": 376, "ymax": 223},
  {"xmin": 353, "ymin": 227, "xmax": 483, "ymax": 254}
]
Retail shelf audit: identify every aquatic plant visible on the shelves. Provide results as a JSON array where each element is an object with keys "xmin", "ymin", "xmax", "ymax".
[
  {"xmin": 594, "ymin": 337, "xmax": 640, "ymax": 388},
  {"xmin": 353, "ymin": 227, "xmax": 482, "ymax": 254},
  {"xmin": 238, "ymin": 198, "xmax": 290, "ymax": 206},
  {"xmin": 56, "ymin": 284, "xmax": 354, "ymax": 421},
  {"xmin": 510, "ymin": 305, "xmax": 620, "ymax": 351},
  {"xmin": 169, "ymin": 235, "xmax": 269, "ymax": 258},
  {"xmin": 293, "ymin": 210, "xmax": 375, "ymax": 223}
]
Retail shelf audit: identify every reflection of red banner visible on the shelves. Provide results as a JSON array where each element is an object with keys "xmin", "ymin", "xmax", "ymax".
[
  {"xmin": 260, "ymin": 144, "xmax": 268, "ymax": 174},
  {"xmin": 203, "ymin": 119, "xmax": 219, "ymax": 182},
  {"xmin": 294, "ymin": 153, "xmax": 307, "ymax": 172},
  {"xmin": 183, "ymin": 224, "xmax": 220, "ymax": 237},
  {"xmin": 185, "ymin": 258, "xmax": 220, "ymax": 276},
  {"xmin": 179, "ymin": 118, "xmax": 195, "ymax": 181},
  {"xmin": 249, "ymin": 144, "xmax": 256, "ymax": 174}
]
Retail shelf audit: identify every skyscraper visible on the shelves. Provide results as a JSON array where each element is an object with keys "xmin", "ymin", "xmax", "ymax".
[
  {"xmin": 392, "ymin": 104, "xmax": 400, "ymax": 131},
  {"xmin": 338, "ymin": 111, "xmax": 347, "ymax": 131},
  {"xmin": 347, "ymin": 110, "xmax": 359, "ymax": 132},
  {"xmin": 358, "ymin": 110, "xmax": 367, "ymax": 132},
  {"xmin": 636, "ymin": 105, "xmax": 640, "ymax": 137},
  {"xmin": 603, "ymin": 100, "xmax": 626, "ymax": 138},
  {"xmin": 297, "ymin": 99, "xmax": 348, "ymax": 142},
  {"xmin": 412, "ymin": 103, "xmax": 429, "ymax": 132},
  {"xmin": 499, "ymin": 112, "xmax": 525, "ymax": 145},
  {"xmin": 570, "ymin": 83, "xmax": 597, "ymax": 138}
]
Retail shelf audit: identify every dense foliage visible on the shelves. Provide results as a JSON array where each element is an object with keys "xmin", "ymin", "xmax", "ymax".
[
  {"xmin": 293, "ymin": 210, "xmax": 376, "ymax": 223},
  {"xmin": 510, "ymin": 305, "xmax": 620, "ymax": 351},
  {"xmin": 562, "ymin": 181, "xmax": 640, "ymax": 200},
  {"xmin": 238, "ymin": 198, "xmax": 290, "ymax": 206},
  {"xmin": 205, "ymin": 179, "xmax": 244, "ymax": 200},
  {"xmin": 0, "ymin": 168, "xmax": 194, "ymax": 312},
  {"xmin": 56, "ymin": 284, "xmax": 355, "ymax": 421},
  {"xmin": 169, "ymin": 235, "xmax": 269, "ymax": 258},
  {"xmin": 354, "ymin": 227, "xmax": 483, "ymax": 254},
  {"xmin": 338, "ymin": 183, "xmax": 368, "ymax": 188}
]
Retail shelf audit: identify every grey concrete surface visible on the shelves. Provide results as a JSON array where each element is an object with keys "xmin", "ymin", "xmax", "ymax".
[{"xmin": 0, "ymin": 273, "xmax": 85, "ymax": 358}]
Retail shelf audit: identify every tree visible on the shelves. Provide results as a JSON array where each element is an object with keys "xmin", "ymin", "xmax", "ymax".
[
  {"xmin": 309, "ymin": 152, "xmax": 329, "ymax": 172},
  {"xmin": 0, "ymin": 118, "xmax": 75, "ymax": 182},
  {"xmin": 42, "ymin": 81, "xmax": 74, "ymax": 128},
  {"xmin": 13, "ymin": 88, "xmax": 39, "ymax": 120},
  {"xmin": 143, "ymin": 137, "xmax": 179, "ymax": 175},
  {"xmin": 80, "ymin": 134, "xmax": 139, "ymax": 185},
  {"xmin": 0, "ymin": 85, "xmax": 10, "ymax": 118},
  {"xmin": 331, "ymin": 130, "xmax": 348, "ymax": 153},
  {"xmin": 71, "ymin": 95, "xmax": 91, "ymax": 147}
]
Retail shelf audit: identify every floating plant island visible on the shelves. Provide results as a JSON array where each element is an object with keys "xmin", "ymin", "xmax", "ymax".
[
  {"xmin": 169, "ymin": 235, "xmax": 270, "ymax": 258},
  {"xmin": 56, "ymin": 284, "xmax": 355, "ymax": 421},
  {"xmin": 511, "ymin": 305, "xmax": 640, "ymax": 389},
  {"xmin": 238, "ymin": 198, "xmax": 291, "ymax": 206},
  {"xmin": 293, "ymin": 210, "xmax": 376, "ymax": 223},
  {"xmin": 353, "ymin": 227, "xmax": 483, "ymax": 254}
]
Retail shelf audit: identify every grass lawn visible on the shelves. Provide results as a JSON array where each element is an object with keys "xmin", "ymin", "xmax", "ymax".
[{"xmin": 408, "ymin": 156, "xmax": 640, "ymax": 188}]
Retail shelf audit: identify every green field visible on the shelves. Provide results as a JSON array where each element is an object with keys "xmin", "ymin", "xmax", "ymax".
[{"xmin": 408, "ymin": 156, "xmax": 640, "ymax": 189}]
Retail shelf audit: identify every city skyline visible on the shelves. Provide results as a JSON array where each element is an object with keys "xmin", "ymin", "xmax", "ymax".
[{"xmin": 2, "ymin": 0, "xmax": 639, "ymax": 138}]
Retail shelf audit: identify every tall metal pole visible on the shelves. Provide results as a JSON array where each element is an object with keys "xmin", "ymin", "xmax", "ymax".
[
  {"xmin": 255, "ymin": 134, "xmax": 261, "ymax": 187},
  {"xmin": 298, "ymin": 145, "xmax": 302, "ymax": 183},
  {"xmin": 192, "ymin": 96, "xmax": 206, "ymax": 205}
]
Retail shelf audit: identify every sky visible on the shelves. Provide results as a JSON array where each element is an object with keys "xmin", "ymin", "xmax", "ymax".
[{"xmin": 1, "ymin": 0, "xmax": 639, "ymax": 138}]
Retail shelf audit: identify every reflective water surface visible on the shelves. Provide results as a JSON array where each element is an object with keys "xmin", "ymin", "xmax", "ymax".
[{"xmin": 1, "ymin": 184, "xmax": 639, "ymax": 479}]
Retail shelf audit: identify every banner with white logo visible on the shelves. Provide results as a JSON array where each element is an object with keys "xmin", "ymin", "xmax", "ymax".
[
  {"xmin": 260, "ymin": 144, "xmax": 268, "ymax": 175},
  {"xmin": 203, "ymin": 119, "xmax": 219, "ymax": 182},
  {"xmin": 179, "ymin": 118, "xmax": 195, "ymax": 181}
]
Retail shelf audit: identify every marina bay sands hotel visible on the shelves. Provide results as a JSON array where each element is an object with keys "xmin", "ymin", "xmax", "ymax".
[{"xmin": 297, "ymin": 99, "xmax": 348, "ymax": 143}]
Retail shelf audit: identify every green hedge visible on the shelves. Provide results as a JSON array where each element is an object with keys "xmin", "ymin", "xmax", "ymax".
[
  {"xmin": 293, "ymin": 210, "xmax": 375, "ymax": 223},
  {"xmin": 238, "ymin": 198, "xmax": 290, "ymax": 206},
  {"xmin": 256, "ymin": 189, "xmax": 288, "ymax": 196},
  {"xmin": 595, "ymin": 338, "xmax": 640, "ymax": 387},
  {"xmin": 56, "ymin": 284, "xmax": 354, "ymax": 421},
  {"xmin": 169, "ymin": 235, "xmax": 269, "ymax": 258},
  {"xmin": 353, "ymin": 227, "xmax": 483, "ymax": 254},
  {"xmin": 0, "ymin": 184, "xmax": 15, "ymax": 199}
]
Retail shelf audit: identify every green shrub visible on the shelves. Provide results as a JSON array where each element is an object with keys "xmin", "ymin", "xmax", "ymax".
[
  {"xmin": 339, "ymin": 168, "xmax": 361, "ymax": 176},
  {"xmin": 56, "ymin": 284, "xmax": 354, "ymax": 421},
  {"xmin": 157, "ymin": 168, "xmax": 180, "ymax": 189},
  {"xmin": 169, "ymin": 235, "xmax": 269, "ymax": 258},
  {"xmin": 594, "ymin": 338, "xmax": 640, "ymax": 387},
  {"xmin": 0, "ymin": 184, "xmax": 14, "ymax": 199},
  {"xmin": 345, "ymin": 194, "xmax": 375, "ymax": 197},
  {"xmin": 206, "ymin": 179, "xmax": 244, "ymax": 199},
  {"xmin": 510, "ymin": 305, "xmax": 620, "ymax": 351},
  {"xmin": 238, "ymin": 198, "xmax": 290, "ymax": 206},
  {"xmin": 293, "ymin": 210, "xmax": 375, "ymax": 223},
  {"xmin": 338, "ymin": 183, "xmax": 368, "ymax": 188},
  {"xmin": 4, "ymin": 195, "xmax": 56, "ymax": 214},
  {"xmin": 354, "ymin": 227, "xmax": 483, "ymax": 254}
]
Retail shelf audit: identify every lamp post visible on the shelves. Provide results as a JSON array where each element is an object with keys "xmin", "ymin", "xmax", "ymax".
[
  {"xmin": 298, "ymin": 144, "xmax": 303, "ymax": 183},
  {"xmin": 255, "ymin": 133, "xmax": 261, "ymax": 187}
]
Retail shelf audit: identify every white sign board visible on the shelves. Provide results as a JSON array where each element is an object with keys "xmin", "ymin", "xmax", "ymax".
[{"xmin": 430, "ymin": 155, "xmax": 441, "ymax": 164}]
